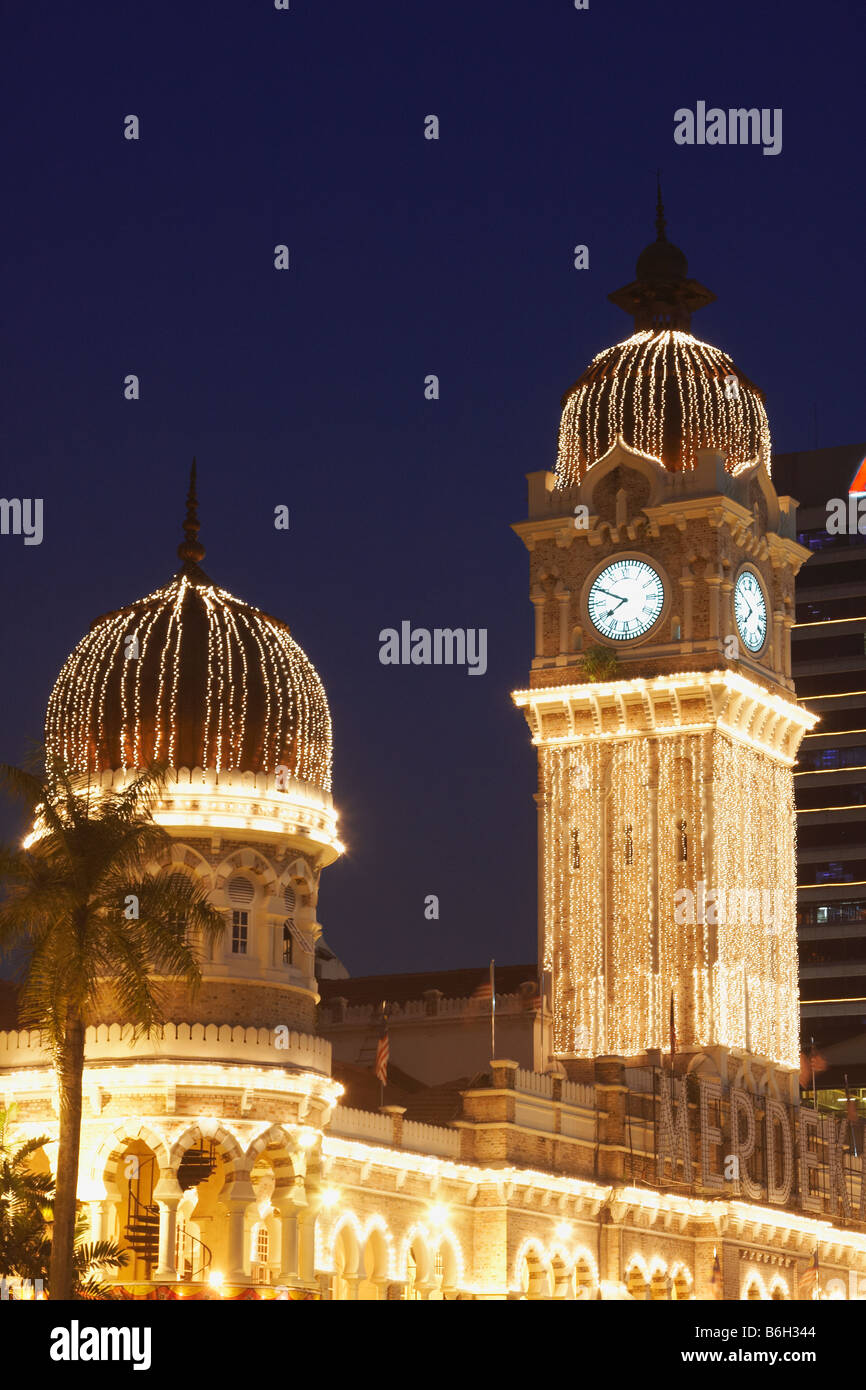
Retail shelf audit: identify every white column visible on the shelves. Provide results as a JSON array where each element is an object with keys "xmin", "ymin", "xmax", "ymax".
[
  {"xmin": 555, "ymin": 581, "xmax": 571, "ymax": 659},
  {"xmin": 297, "ymin": 1198, "xmax": 322, "ymax": 1284},
  {"xmin": 275, "ymin": 1202, "xmax": 299, "ymax": 1284},
  {"xmin": 153, "ymin": 1200, "xmax": 179, "ymax": 1282},
  {"xmin": 226, "ymin": 1201, "xmax": 249, "ymax": 1283}
]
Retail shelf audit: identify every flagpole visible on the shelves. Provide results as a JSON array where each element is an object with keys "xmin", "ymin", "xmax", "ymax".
[
  {"xmin": 811, "ymin": 1035, "xmax": 818, "ymax": 1111},
  {"xmin": 845, "ymin": 1072, "xmax": 858, "ymax": 1159},
  {"xmin": 490, "ymin": 958, "xmax": 496, "ymax": 1062}
]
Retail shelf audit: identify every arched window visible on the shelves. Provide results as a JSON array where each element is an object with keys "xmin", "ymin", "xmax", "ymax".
[
  {"xmin": 626, "ymin": 1264, "xmax": 647, "ymax": 1300},
  {"xmin": 677, "ymin": 819, "xmax": 688, "ymax": 863},
  {"xmin": 162, "ymin": 871, "xmax": 192, "ymax": 942},
  {"xmin": 649, "ymin": 1266, "xmax": 669, "ymax": 1301},
  {"xmin": 574, "ymin": 1258, "xmax": 594, "ymax": 1300},
  {"xmin": 227, "ymin": 875, "xmax": 254, "ymax": 956},
  {"xmin": 520, "ymin": 1251, "xmax": 552, "ymax": 1300}
]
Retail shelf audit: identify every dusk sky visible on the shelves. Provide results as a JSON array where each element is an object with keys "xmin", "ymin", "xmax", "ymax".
[{"xmin": 1, "ymin": 0, "xmax": 863, "ymax": 979}]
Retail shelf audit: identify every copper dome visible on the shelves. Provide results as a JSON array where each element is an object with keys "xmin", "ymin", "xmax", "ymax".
[
  {"xmin": 555, "ymin": 329, "xmax": 771, "ymax": 485},
  {"xmin": 45, "ymin": 470, "xmax": 332, "ymax": 791},
  {"xmin": 555, "ymin": 192, "xmax": 771, "ymax": 484}
]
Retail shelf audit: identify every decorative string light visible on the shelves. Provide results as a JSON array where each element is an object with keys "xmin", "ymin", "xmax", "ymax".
[
  {"xmin": 555, "ymin": 330, "xmax": 771, "ymax": 485},
  {"xmin": 537, "ymin": 716, "xmax": 799, "ymax": 1065},
  {"xmin": 543, "ymin": 743, "xmax": 604, "ymax": 1055},
  {"xmin": 45, "ymin": 570, "xmax": 333, "ymax": 792}
]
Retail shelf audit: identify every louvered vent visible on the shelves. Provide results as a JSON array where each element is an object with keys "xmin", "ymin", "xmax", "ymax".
[
  {"xmin": 284, "ymin": 885, "xmax": 296, "ymax": 913},
  {"xmin": 228, "ymin": 875, "xmax": 255, "ymax": 906}
]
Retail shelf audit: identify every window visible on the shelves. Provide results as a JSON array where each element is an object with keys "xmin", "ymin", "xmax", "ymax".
[
  {"xmin": 231, "ymin": 910, "xmax": 248, "ymax": 954},
  {"xmin": 677, "ymin": 819, "xmax": 688, "ymax": 863},
  {"xmin": 571, "ymin": 829, "xmax": 580, "ymax": 871},
  {"xmin": 256, "ymin": 1226, "xmax": 269, "ymax": 1263},
  {"xmin": 624, "ymin": 824, "xmax": 634, "ymax": 865},
  {"xmin": 282, "ymin": 921, "xmax": 294, "ymax": 965}
]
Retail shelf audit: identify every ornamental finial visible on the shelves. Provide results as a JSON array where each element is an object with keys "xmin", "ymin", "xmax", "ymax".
[
  {"xmin": 178, "ymin": 458, "xmax": 206, "ymax": 566},
  {"xmin": 655, "ymin": 170, "xmax": 667, "ymax": 242}
]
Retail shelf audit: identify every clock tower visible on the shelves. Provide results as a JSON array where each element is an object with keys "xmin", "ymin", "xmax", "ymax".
[{"xmin": 513, "ymin": 200, "xmax": 815, "ymax": 1069}]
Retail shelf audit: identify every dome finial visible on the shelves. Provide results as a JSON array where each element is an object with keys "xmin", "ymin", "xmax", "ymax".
[
  {"xmin": 178, "ymin": 457, "xmax": 206, "ymax": 566},
  {"xmin": 655, "ymin": 169, "xmax": 667, "ymax": 242}
]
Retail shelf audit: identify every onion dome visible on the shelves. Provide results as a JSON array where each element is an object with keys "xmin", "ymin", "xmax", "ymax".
[
  {"xmin": 554, "ymin": 183, "xmax": 771, "ymax": 485},
  {"xmin": 45, "ymin": 464, "xmax": 332, "ymax": 792}
]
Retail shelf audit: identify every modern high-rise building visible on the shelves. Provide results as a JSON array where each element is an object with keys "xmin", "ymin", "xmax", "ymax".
[{"xmin": 774, "ymin": 444, "xmax": 866, "ymax": 1072}]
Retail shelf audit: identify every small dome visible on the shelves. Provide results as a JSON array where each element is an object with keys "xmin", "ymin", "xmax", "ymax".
[
  {"xmin": 635, "ymin": 237, "xmax": 688, "ymax": 282},
  {"xmin": 555, "ymin": 329, "xmax": 771, "ymax": 484},
  {"xmin": 45, "ymin": 468, "xmax": 332, "ymax": 791}
]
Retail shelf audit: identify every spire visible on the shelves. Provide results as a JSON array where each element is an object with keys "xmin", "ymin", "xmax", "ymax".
[
  {"xmin": 177, "ymin": 458, "xmax": 206, "ymax": 567},
  {"xmin": 607, "ymin": 184, "xmax": 715, "ymax": 332},
  {"xmin": 655, "ymin": 170, "xmax": 667, "ymax": 242}
]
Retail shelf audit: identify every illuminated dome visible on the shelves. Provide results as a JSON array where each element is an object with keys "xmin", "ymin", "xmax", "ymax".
[
  {"xmin": 45, "ymin": 467, "xmax": 332, "ymax": 792},
  {"xmin": 554, "ymin": 189, "xmax": 771, "ymax": 485}
]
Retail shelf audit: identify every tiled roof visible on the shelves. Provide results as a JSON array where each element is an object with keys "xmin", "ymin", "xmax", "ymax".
[
  {"xmin": 319, "ymin": 963, "xmax": 536, "ymax": 1008},
  {"xmin": 330, "ymin": 1058, "xmax": 474, "ymax": 1128}
]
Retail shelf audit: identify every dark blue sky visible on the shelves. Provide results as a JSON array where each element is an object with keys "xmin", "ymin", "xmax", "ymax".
[{"xmin": 1, "ymin": 0, "xmax": 863, "ymax": 977}]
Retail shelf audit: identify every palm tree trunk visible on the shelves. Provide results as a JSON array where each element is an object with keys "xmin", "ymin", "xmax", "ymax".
[{"xmin": 49, "ymin": 1014, "xmax": 85, "ymax": 1300}]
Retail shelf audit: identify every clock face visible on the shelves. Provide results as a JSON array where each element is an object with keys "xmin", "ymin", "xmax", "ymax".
[
  {"xmin": 734, "ymin": 570, "xmax": 768, "ymax": 653},
  {"xmin": 586, "ymin": 558, "xmax": 665, "ymax": 642}
]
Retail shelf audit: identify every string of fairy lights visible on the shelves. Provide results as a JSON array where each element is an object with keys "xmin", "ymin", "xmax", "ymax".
[
  {"xmin": 609, "ymin": 739, "xmax": 653, "ymax": 1056},
  {"xmin": 554, "ymin": 330, "xmax": 772, "ymax": 486},
  {"xmin": 45, "ymin": 572, "xmax": 333, "ymax": 792},
  {"xmin": 541, "ymin": 727, "xmax": 798, "ymax": 1067},
  {"xmin": 711, "ymin": 737, "xmax": 798, "ymax": 1066}
]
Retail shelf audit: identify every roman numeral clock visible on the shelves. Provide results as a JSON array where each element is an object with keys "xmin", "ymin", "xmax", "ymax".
[
  {"xmin": 586, "ymin": 557, "xmax": 666, "ymax": 642},
  {"xmin": 512, "ymin": 207, "xmax": 815, "ymax": 1073}
]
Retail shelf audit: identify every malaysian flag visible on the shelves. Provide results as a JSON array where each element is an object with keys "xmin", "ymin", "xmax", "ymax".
[
  {"xmin": 374, "ymin": 1016, "xmax": 389, "ymax": 1087},
  {"xmin": 799, "ymin": 1041, "xmax": 827, "ymax": 1089}
]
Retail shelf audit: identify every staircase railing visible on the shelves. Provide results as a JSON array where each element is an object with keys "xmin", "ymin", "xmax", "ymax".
[
  {"xmin": 175, "ymin": 1223, "xmax": 212, "ymax": 1283},
  {"xmin": 123, "ymin": 1159, "xmax": 160, "ymax": 1273}
]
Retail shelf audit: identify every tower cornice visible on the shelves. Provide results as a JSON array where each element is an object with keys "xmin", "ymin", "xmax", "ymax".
[{"xmin": 513, "ymin": 668, "xmax": 816, "ymax": 766}]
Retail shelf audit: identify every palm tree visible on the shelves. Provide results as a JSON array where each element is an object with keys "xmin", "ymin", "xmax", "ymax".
[
  {"xmin": 1, "ymin": 1108, "xmax": 131, "ymax": 1298},
  {"xmin": 0, "ymin": 759, "xmax": 225, "ymax": 1300},
  {"xmin": 0, "ymin": 1103, "xmax": 54, "ymax": 1284}
]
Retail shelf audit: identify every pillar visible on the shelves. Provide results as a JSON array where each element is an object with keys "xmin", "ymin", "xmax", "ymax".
[
  {"xmin": 530, "ymin": 584, "xmax": 546, "ymax": 660},
  {"xmin": 297, "ymin": 1195, "xmax": 322, "ymax": 1284},
  {"xmin": 275, "ymin": 1201, "xmax": 299, "ymax": 1284},
  {"xmin": 153, "ymin": 1200, "xmax": 179, "ymax": 1282}
]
